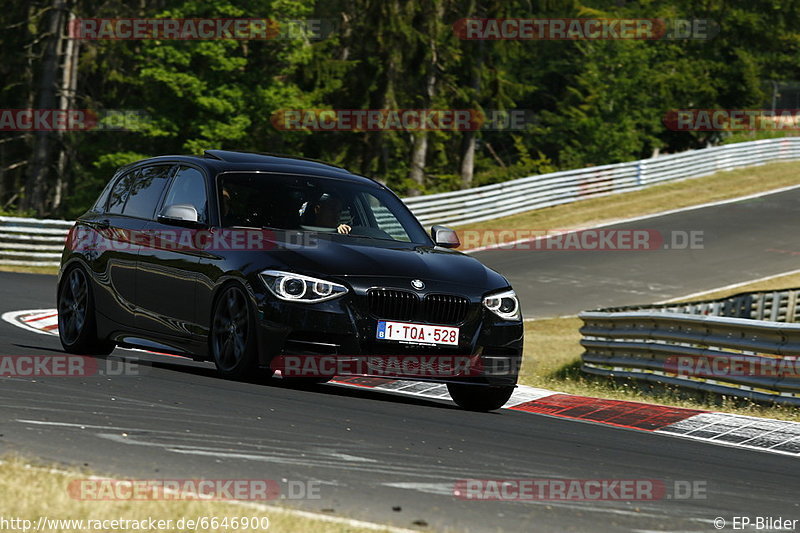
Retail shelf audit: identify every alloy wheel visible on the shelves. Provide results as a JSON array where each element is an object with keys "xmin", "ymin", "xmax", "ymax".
[
  {"xmin": 58, "ymin": 268, "xmax": 88, "ymax": 345},
  {"xmin": 212, "ymin": 286, "xmax": 251, "ymax": 372}
]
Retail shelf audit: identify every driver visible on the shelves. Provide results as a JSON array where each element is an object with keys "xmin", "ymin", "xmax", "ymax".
[{"xmin": 309, "ymin": 192, "xmax": 351, "ymax": 234}]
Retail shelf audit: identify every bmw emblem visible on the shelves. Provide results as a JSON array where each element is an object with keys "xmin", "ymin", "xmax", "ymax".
[{"xmin": 411, "ymin": 279, "xmax": 425, "ymax": 290}]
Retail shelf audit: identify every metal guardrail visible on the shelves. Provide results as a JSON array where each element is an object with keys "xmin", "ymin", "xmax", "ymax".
[
  {"xmin": 580, "ymin": 289, "xmax": 800, "ymax": 405},
  {"xmin": 0, "ymin": 216, "xmax": 70, "ymax": 267},
  {"xmin": 407, "ymin": 137, "xmax": 800, "ymax": 227},
  {"xmin": 4, "ymin": 137, "xmax": 800, "ymax": 267},
  {"xmin": 597, "ymin": 288, "xmax": 800, "ymax": 322}
]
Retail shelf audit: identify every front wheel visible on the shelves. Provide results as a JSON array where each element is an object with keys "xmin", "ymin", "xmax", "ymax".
[
  {"xmin": 447, "ymin": 383, "xmax": 514, "ymax": 411},
  {"xmin": 57, "ymin": 266, "xmax": 115, "ymax": 355},
  {"xmin": 210, "ymin": 284, "xmax": 265, "ymax": 381}
]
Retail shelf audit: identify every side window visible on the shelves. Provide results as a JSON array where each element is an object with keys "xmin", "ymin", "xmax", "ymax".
[
  {"xmin": 162, "ymin": 166, "xmax": 208, "ymax": 224},
  {"xmin": 361, "ymin": 192, "xmax": 409, "ymax": 241},
  {"xmin": 91, "ymin": 175, "xmax": 117, "ymax": 213},
  {"xmin": 122, "ymin": 165, "xmax": 173, "ymax": 220},
  {"xmin": 107, "ymin": 171, "xmax": 135, "ymax": 214}
]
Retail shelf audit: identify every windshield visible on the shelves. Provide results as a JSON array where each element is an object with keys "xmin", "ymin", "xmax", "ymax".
[{"xmin": 217, "ymin": 172, "xmax": 432, "ymax": 245}]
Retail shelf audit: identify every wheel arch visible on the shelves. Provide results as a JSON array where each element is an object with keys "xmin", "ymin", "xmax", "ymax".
[{"xmin": 208, "ymin": 274, "xmax": 260, "ymax": 327}]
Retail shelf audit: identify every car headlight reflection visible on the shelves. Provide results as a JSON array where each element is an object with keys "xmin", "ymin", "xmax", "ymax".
[
  {"xmin": 260, "ymin": 270, "xmax": 347, "ymax": 303},
  {"xmin": 482, "ymin": 289, "xmax": 521, "ymax": 320}
]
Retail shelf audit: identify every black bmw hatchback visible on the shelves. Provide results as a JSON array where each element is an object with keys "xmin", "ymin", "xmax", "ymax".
[{"xmin": 57, "ymin": 150, "xmax": 523, "ymax": 411}]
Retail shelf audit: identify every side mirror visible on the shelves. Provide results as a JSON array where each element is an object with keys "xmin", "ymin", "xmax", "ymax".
[
  {"xmin": 431, "ymin": 225, "xmax": 460, "ymax": 248},
  {"xmin": 158, "ymin": 204, "xmax": 200, "ymax": 225}
]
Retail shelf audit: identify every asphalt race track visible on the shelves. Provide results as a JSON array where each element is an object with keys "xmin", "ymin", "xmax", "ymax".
[
  {"xmin": 2, "ymin": 187, "xmax": 800, "ymax": 531},
  {"xmin": 475, "ymin": 186, "xmax": 800, "ymax": 317}
]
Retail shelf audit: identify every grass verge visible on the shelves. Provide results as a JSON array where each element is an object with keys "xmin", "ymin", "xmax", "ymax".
[
  {"xmin": 665, "ymin": 270, "xmax": 800, "ymax": 303},
  {"xmin": 0, "ymin": 265, "xmax": 58, "ymax": 275},
  {"xmin": 519, "ymin": 270, "xmax": 800, "ymax": 422},
  {"xmin": 458, "ymin": 160, "xmax": 800, "ymax": 237},
  {"xmin": 0, "ymin": 455, "xmax": 406, "ymax": 533}
]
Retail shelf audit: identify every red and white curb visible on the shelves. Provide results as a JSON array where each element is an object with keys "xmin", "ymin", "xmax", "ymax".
[
  {"xmin": 2, "ymin": 309, "xmax": 59, "ymax": 336},
  {"xmin": 5, "ymin": 309, "xmax": 800, "ymax": 458}
]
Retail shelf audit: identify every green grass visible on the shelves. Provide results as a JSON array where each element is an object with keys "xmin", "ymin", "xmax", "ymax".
[
  {"xmin": 459, "ymin": 160, "xmax": 800, "ymax": 238},
  {"xmin": 0, "ymin": 265, "xmax": 58, "ymax": 275},
  {"xmin": 667, "ymin": 270, "xmax": 800, "ymax": 302},
  {"xmin": 0, "ymin": 454, "xmax": 409, "ymax": 533}
]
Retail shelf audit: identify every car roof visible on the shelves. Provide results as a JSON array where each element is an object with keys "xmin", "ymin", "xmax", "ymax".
[{"xmin": 120, "ymin": 150, "xmax": 383, "ymax": 188}]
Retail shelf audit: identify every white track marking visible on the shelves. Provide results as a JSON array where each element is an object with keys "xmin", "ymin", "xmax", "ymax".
[
  {"xmin": 9, "ymin": 310, "xmax": 800, "ymax": 458},
  {"xmin": 2, "ymin": 309, "xmax": 60, "ymax": 336},
  {"xmin": 463, "ymin": 182, "xmax": 800, "ymax": 254},
  {"xmin": 655, "ymin": 268, "xmax": 800, "ymax": 303},
  {"xmin": 382, "ymin": 482, "xmax": 716, "ymax": 523}
]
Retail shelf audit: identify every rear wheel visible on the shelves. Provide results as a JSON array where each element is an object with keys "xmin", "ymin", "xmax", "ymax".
[
  {"xmin": 210, "ymin": 284, "xmax": 267, "ymax": 381},
  {"xmin": 447, "ymin": 383, "xmax": 514, "ymax": 412},
  {"xmin": 57, "ymin": 266, "xmax": 115, "ymax": 355}
]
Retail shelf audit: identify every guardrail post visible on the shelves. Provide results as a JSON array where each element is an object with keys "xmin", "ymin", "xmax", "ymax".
[
  {"xmin": 771, "ymin": 293, "xmax": 781, "ymax": 322},
  {"xmin": 635, "ymin": 160, "xmax": 644, "ymax": 186},
  {"xmin": 787, "ymin": 291, "xmax": 798, "ymax": 323}
]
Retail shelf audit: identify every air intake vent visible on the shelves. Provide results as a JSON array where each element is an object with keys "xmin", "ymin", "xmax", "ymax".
[
  {"xmin": 424, "ymin": 294, "xmax": 470, "ymax": 324},
  {"xmin": 367, "ymin": 289, "xmax": 470, "ymax": 325},
  {"xmin": 367, "ymin": 289, "xmax": 419, "ymax": 321}
]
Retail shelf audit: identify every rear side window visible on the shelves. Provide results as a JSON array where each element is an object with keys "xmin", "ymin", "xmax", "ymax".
[
  {"xmin": 107, "ymin": 171, "xmax": 135, "ymax": 214},
  {"xmin": 91, "ymin": 176, "xmax": 117, "ymax": 213},
  {"xmin": 122, "ymin": 165, "xmax": 173, "ymax": 219},
  {"xmin": 162, "ymin": 166, "xmax": 208, "ymax": 224}
]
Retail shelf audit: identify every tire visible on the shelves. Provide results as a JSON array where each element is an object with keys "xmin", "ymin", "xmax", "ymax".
[
  {"xmin": 210, "ymin": 283, "xmax": 266, "ymax": 381},
  {"xmin": 57, "ymin": 265, "xmax": 116, "ymax": 355},
  {"xmin": 447, "ymin": 383, "xmax": 514, "ymax": 412}
]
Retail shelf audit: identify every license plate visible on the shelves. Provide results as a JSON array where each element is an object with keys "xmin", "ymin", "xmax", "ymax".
[{"xmin": 376, "ymin": 320, "xmax": 459, "ymax": 346}]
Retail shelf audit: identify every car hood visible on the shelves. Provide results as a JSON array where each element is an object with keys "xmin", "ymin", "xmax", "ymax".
[{"xmin": 262, "ymin": 236, "xmax": 509, "ymax": 290}]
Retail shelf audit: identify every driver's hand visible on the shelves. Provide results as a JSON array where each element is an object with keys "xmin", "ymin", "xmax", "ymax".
[{"xmin": 337, "ymin": 224, "xmax": 351, "ymax": 234}]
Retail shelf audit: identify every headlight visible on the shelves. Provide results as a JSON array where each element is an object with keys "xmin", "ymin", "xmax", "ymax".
[
  {"xmin": 483, "ymin": 289, "xmax": 521, "ymax": 320},
  {"xmin": 260, "ymin": 270, "xmax": 348, "ymax": 303}
]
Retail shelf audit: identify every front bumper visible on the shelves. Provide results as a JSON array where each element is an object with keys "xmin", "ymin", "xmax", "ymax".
[{"xmin": 253, "ymin": 284, "xmax": 523, "ymax": 386}]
